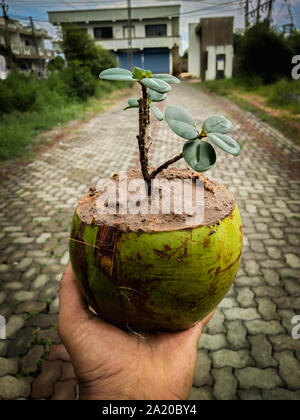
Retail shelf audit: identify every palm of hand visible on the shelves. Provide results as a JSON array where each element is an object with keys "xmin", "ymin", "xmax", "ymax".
[{"xmin": 59, "ymin": 263, "xmax": 214, "ymax": 400}]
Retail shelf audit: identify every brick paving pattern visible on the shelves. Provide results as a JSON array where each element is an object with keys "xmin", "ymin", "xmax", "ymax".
[{"xmin": 0, "ymin": 82, "xmax": 299, "ymax": 400}]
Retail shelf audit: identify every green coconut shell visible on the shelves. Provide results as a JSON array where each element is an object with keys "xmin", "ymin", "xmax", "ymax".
[{"xmin": 69, "ymin": 203, "xmax": 242, "ymax": 332}]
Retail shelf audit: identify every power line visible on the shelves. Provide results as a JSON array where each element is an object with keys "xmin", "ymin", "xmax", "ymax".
[
  {"xmin": 5, "ymin": 0, "xmax": 244, "ymax": 20},
  {"xmin": 6, "ymin": 0, "xmax": 238, "ymax": 6}
]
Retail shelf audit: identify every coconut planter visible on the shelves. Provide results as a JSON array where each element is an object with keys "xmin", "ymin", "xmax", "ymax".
[{"xmin": 69, "ymin": 169, "xmax": 242, "ymax": 332}]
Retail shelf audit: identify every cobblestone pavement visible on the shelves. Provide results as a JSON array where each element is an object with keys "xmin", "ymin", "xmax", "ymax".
[{"xmin": 0, "ymin": 82, "xmax": 300, "ymax": 400}]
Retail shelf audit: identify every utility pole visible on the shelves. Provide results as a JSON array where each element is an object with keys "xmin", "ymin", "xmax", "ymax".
[
  {"xmin": 127, "ymin": 0, "xmax": 133, "ymax": 71},
  {"xmin": 30, "ymin": 16, "xmax": 43, "ymax": 78},
  {"xmin": 256, "ymin": 0, "xmax": 261, "ymax": 23},
  {"xmin": 245, "ymin": 0, "xmax": 250, "ymax": 29},
  {"xmin": 1, "ymin": 0, "xmax": 12, "ymax": 61},
  {"xmin": 267, "ymin": 0, "xmax": 274, "ymax": 27}
]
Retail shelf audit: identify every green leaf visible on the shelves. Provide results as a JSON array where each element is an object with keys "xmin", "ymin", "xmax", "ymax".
[
  {"xmin": 165, "ymin": 106, "xmax": 199, "ymax": 140},
  {"xmin": 152, "ymin": 74, "xmax": 180, "ymax": 84},
  {"xmin": 150, "ymin": 104, "xmax": 164, "ymax": 121},
  {"xmin": 141, "ymin": 78, "xmax": 171, "ymax": 93},
  {"xmin": 124, "ymin": 105, "xmax": 138, "ymax": 111},
  {"xmin": 128, "ymin": 98, "xmax": 139, "ymax": 107},
  {"xmin": 202, "ymin": 115, "xmax": 233, "ymax": 134},
  {"xmin": 99, "ymin": 67, "xmax": 134, "ymax": 81},
  {"xmin": 182, "ymin": 140, "xmax": 217, "ymax": 172},
  {"xmin": 207, "ymin": 133, "xmax": 240, "ymax": 156},
  {"xmin": 148, "ymin": 88, "xmax": 167, "ymax": 102},
  {"xmin": 132, "ymin": 67, "xmax": 145, "ymax": 80},
  {"xmin": 132, "ymin": 67, "xmax": 152, "ymax": 80},
  {"xmin": 123, "ymin": 97, "xmax": 139, "ymax": 111}
]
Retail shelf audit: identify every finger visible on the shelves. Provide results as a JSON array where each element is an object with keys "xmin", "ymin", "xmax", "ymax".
[
  {"xmin": 186, "ymin": 309, "xmax": 216, "ymax": 342},
  {"xmin": 58, "ymin": 262, "xmax": 131, "ymax": 342},
  {"xmin": 59, "ymin": 262, "xmax": 90, "ymax": 328},
  {"xmin": 199, "ymin": 309, "xmax": 216, "ymax": 329}
]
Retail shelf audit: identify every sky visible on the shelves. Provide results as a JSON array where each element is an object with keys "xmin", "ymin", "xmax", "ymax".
[{"xmin": 2, "ymin": 0, "xmax": 300, "ymax": 53}]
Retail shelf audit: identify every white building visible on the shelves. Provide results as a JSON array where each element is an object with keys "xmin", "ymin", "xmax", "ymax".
[
  {"xmin": 188, "ymin": 17, "xmax": 234, "ymax": 81},
  {"xmin": 0, "ymin": 17, "xmax": 54, "ymax": 78},
  {"xmin": 48, "ymin": 4, "xmax": 181, "ymax": 74}
]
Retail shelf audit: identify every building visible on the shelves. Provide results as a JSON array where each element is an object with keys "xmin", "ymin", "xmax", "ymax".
[
  {"xmin": 48, "ymin": 4, "xmax": 180, "ymax": 74},
  {"xmin": 188, "ymin": 17, "xmax": 234, "ymax": 81},
  {"xmin": 0, "ymin": 17, "xmax": 54, "ymax": 78}
]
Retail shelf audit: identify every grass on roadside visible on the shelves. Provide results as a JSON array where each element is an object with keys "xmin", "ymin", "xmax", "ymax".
[
  {"xmin": 0, "ymin": 80, "xmax": 128, "ymax": 163},
  {"xmin": 197, "ymin": 77, "xmax": 300, "ymax": 145}
]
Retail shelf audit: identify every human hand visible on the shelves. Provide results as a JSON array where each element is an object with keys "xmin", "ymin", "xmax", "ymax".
[{"xmin": 58, "ymin": 262, "xmax": 215, "ymax": 400}]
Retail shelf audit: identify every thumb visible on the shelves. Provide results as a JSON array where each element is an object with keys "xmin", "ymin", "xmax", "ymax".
[
  {"xmin": 187, "ymin": 309, "xmax": 216, "ymax": 343},
  {"xmin": 58, "ymin": 262, "xmax": 90, "ymax": 337}
]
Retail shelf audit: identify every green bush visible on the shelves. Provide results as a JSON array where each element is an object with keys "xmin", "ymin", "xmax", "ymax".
[
  {"xmin": 61, "ymin": 61, "xmax": 97, "ymax": 100},
  {"xmin": 236, "ymin": 23, "xmax": 292, "ymax": 84},
  {"xmin": 0, "ymin": 62, "xmax": 99, "ymax": 115},
  {"xmin": 0, "ymin": 71, "xmax": 39, "ymax": 113},
  {"xmin": 61, "ymin": 25, "xmax": 117, "ymax": 77},
  {"xmin": 47, "ymin": 56, "xmax": 65, "ymax": 72},
  {"xmin": 0, "ymin": 81, "xmax": 13, "ymax": 113}
]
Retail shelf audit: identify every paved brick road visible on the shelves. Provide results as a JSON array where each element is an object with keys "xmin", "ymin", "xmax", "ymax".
[{"xmin": 0, "ymin": 82, "xmax": 300, "ymax": 400}]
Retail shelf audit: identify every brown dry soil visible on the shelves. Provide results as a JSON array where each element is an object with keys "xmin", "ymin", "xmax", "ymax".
[{"xmin": 76, "ymin": 168, "xmax": 235, "ymax": 232}]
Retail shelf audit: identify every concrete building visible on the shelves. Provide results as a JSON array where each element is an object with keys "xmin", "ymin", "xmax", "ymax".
[
  {"xmin": 48, "ymin": 4, "xmax": 181, "ymax": 74},
  {"xmin": 0, "ymin": 17, "xmax": 54, "ymax": 78},
  {"xmin": 188, "ymin": 17, "xmax": 234, "ymax": 80}
]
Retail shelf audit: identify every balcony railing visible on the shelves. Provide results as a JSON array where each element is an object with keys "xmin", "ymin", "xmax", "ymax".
[
  {"xmin": 23, "ymin": 45, "xmax": 36, "ymax": 56},
  {"xmin": 10, "ymin": 43, "xmax": 54, "ymax": 59},
  {"xmin": 95, "ymin": 36, "xmax": 180, "ymax": 51},
  {"xmin": 11, "ymin": 43, "xmax": 20, "ymax": 54}
]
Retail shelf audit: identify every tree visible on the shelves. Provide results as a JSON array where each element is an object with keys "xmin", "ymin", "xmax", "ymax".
[
  {"xmin": 286, "ymin": 29, "xmax": 300, "ymax": 56},
  {"xmin": 182, "ymin": 49, "xmax": 188, "ymax": 59},
  {"xmin": 237, "ymin": 23, "xmax": 292, "ymax": 84},
  {"xmin": 61, "ymin": 24, "xmax": 116, "ymax": 77},
  {"xmin": 47, "ymin": 56, "xmax": 65, "ymax": 72}
]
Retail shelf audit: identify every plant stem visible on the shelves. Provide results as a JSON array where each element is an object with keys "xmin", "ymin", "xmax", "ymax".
[
  {"xmin": 137, "ymin": 83, "xmax": 151, "ymax": 189},
  {"xmin": 150, "ymin": 152, "xmax": 183, "ymax": 179},
  {"xmin": 137, "ymin": 82, "xmax": 184, "ymax": 193}
]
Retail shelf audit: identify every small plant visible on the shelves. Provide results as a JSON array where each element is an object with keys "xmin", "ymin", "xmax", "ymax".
[
  {"xmin": 69, "ymin": 66, "xmax": 244, "ymax": 332},
  {"xmin": 24, "ymin": 311, "xmax": 39, "ymax": 321},
  {"xmin": 100, "ymin": 66, "xmax": 240, "ymax": 190}
]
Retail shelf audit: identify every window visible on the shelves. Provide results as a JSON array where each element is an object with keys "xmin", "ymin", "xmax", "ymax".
[
  {"xmin": 93, "ymin": 27, "xmax": 113, "ymax": 39},
  {"xmin": 145, "ymin": 24, "xmax": 167, "ymax": 37},
  {"xmin": 204, "ymin": 51, "xmax": 208, "ymax": 71},
  {"xmin": 123, "ymin": 25, "xmax": 135, "ymax": 39}
]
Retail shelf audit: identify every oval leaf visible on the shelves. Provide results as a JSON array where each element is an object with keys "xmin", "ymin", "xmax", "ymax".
[
  {"xmin": 165, "ymin": 106, "xmax": 199, "ymax": 140},
  {"xmin": 152, "ymin": 74, "xmax": 180, "ymax": 84},
  {"xmin": 183, "ymin": 140, "xmax": 216, "ymax": 172},
  {"xmin": 141, "ymin": 78, "xmax": 171, "ymax": 93},
  {"xmin": 202, "ymin": 115, "xmax": 233, "ymax": 134},
  {"xmin": 207, "ymin": 133, "xmax": 240, "ymax": 156},
  {"xmin": 124, "ymin": 105, "xmax": 139, "ymax": 111},
  {"xmin": 99, "ymin": 67, "xmax": 134, "ymax": 81},
  {"xmin": 128, "ymin": 98, "xmax": 139, "ymax": 107},
  {"xmin": 150, "ymin": 104, "xmax": 163, "ymax": 121},
  {"xmin": 148, "ymin": 88, "xmax": 167, "ymax": 102},
  {"xmin": 132, "ymin": 66, "xmax": 145, "ymax": 80}
]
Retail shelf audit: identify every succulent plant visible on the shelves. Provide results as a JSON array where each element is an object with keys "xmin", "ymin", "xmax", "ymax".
[
  {"xmin": 100, "ymin": 66, "xmax": 241, "ymax": 186},
  {"xmin": 69, "ymin": 66, "xmax": 243, "ymax": 332}
]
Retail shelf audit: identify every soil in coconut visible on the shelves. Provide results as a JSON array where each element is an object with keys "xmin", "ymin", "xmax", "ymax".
[{"xmin": 76, "ymin": 168, "xmax": 235, "ymax": 233}]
